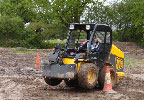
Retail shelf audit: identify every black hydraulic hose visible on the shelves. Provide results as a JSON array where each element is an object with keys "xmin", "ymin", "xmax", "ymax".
[
  {"xmin": 64, "ymin": 31, "xmax": 72, "ymax": 55},
  {"xmin": 56, "ymin": 31, "xmax": 72, "ymax": 65}
]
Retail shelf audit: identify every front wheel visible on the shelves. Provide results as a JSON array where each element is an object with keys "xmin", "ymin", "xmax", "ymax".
[
  {"xmin": 78, "ymin": 63, "xmax": 99, "ymax": 89},
  {"xmin": 43, "ymin": 77, "xmax": 62, "ymax": 86}
]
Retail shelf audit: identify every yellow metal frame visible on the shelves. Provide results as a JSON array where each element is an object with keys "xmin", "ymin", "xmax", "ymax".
[
  {"xmin": 116, "ymin": 72, "xmax": 125, "ymax": 78},
  {"xmin": 62, "ymin": 44, "xmax": 125, "ymax": 83},
  {"xmin": 106, "ymin": 44, "xmax": 125, "ymax": 82},
  {"xmin": 62, "ymin": 58, "xmax": 88, "ymax": 72},
  {"xmin": 110, "ymin": 44, "xmax": 124, "ymax": 58}
]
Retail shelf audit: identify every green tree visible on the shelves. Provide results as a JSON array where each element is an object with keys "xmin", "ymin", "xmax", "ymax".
[
  {"xmin": 34, "ymin": 0, "xmax": 94, "ymax": 27},
  {"xmin": 0, "ymin": 0, "xmax": 37, "ymax": 23},
  {"xmin": 0, "ymin": 15, "xmax": 25, "ymax": 47},
  {"xmin": 84, "ymin": 0, "xmax": 115, "ymax": 28},
  {"xmin": 0, "ymin": 15, "xmax": 25, "ymax": 40},
  {"xmin": 112, "ymin": 0, "xmax": 144, "ymax": 44}
]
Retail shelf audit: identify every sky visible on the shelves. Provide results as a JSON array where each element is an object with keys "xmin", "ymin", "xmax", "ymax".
[
  {"xmin": 106, "ymin": 0, "xmax": 116, "ymax": 2},
  {"xmin": 102, "ymin": 0, "xmax": 121, "ymax": 5}
]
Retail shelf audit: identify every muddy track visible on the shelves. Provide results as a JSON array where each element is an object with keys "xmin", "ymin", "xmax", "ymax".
[{"xmin": 0, "ymin": 42, "xmax": 144, "ymax": 100}]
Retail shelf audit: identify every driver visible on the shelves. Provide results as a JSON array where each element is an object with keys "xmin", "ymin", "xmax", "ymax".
[
  {"xmin": 91, "ymin": 36, "xmax": 100, "ymax": 52},
  {"xmin": 78, "ymin": 36, "xmax": 100, "ymax": 52}
]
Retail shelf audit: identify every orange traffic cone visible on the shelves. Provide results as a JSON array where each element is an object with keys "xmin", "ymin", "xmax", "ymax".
[
  {"xmin": 103, "ymin": 66, "xmax": 117, "ymax": 93},
  {"xmin": 35, "ymin": 53, "xmax": 40, "ymax": 69}
]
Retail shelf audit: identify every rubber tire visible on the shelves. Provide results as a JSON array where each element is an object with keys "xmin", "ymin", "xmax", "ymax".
[
  {"xmin": 64, "ymin": 79, "xmax": 78, "ymax": 87},
  {"xmin": 43, "ymin": 77, "xmax": 62, "ymax": 86},
  {"xmin": 78, "ymin": 63, "xmax": 99, "ymax": 89},
  {"xmin": 98, "ymin": 66, "xmax": 117, "ymax": 89}
]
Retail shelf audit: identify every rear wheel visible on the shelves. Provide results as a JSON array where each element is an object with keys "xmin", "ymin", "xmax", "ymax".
[
  {"xmin": 78, "ymin": 63, "xmax": 99, "ymax": 89},
  {"xmin": 43, "ymin": 77, "xmax": 62, "ymax": 86},
  {"xmin": 98, "ymin": 66, "xmax": 117, "ymax": 89}
]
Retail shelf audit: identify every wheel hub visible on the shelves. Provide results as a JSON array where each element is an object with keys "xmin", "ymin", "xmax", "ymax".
[{"xmin": 88, "ymin": 68, "xmax": 96, "ymax": 84}]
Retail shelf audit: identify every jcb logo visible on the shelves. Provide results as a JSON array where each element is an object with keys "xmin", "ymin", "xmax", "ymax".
[{"xmin": 115, "ymin": 57, "xmax": 123, "ymax": 71}]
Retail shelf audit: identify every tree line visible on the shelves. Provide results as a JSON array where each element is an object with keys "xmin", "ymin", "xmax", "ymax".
[{"xmin": 0, "ymin": 0, "xmax": 144, "ymax": 48}]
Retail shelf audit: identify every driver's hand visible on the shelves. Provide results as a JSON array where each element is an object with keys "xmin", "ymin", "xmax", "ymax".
[
  {"xmin": 70, "ymin": 52, "xmax": 75, "ymax": 56},
  {"xmin": 75, "ymin": 47, "xmax": 78, "ymax": 50}
]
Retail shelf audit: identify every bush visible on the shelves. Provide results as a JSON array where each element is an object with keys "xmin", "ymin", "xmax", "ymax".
[
  {"xmin": 24, "ymin": 21, "xmax": 68, "ymax": 48},
  {"xmin": 0, "ymin": 15, "xmax": 25, "ymax": 40},
  {"xmin": 0, "ymin": 15, "xmax": 26, "ymax": 47},
  {"xmin": 112, "ymin": 30, "xmax": 119, "ymax": 41},
  {"xmin": 0, "ymin": 16, "xmax": 68, "ymax": 49}
]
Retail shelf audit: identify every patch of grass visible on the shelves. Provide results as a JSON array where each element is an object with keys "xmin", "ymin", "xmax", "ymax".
[
  {"xmin": 45, "ymin": 39, "xmax": 66, "ymax": 44},
  {"xmin": 124, "ymin": 57, "xmax": 144, "ymax": 67},
  {"xmin": 39, "ymin": 52, "xmax": 51, "ymax": 55},
  {"xmin": 11, "ymin": 49, "xmax": 52, "ymax": 55},
  {"xmin": 43, "ymin": 39, "xmax": 66, "ymax": 48},
  {"xmin": 124, "ymin": 58, "xmax": 134, "ymax": 67},
  {"xmin": 11, "ymin": 49, "xmax": 35, "ymax": 54}
]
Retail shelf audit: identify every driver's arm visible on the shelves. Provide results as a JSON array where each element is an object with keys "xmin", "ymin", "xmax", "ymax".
[{"xmin": 78, "ymin": 40, "xmax": 87, "ymax": 52}]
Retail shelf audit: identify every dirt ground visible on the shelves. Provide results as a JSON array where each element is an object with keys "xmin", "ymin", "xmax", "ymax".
[{"xmin": 0, "ymin": 42, "xmax": 144, "ymax": 100}]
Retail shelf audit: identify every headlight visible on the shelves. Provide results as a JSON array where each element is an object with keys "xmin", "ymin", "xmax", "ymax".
[
  {"xmin": 86, "ymin": 25, "xmax": 91, "ymax": 30},
  {"xmin": 69, "ymin": 24, "xmax": 74, "ymax": 30}
]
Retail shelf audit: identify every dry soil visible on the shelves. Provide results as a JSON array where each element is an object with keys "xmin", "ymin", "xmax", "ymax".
[{"xmin": 0, "ymin": 42, "xmax": 144, "ymax": 100}]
